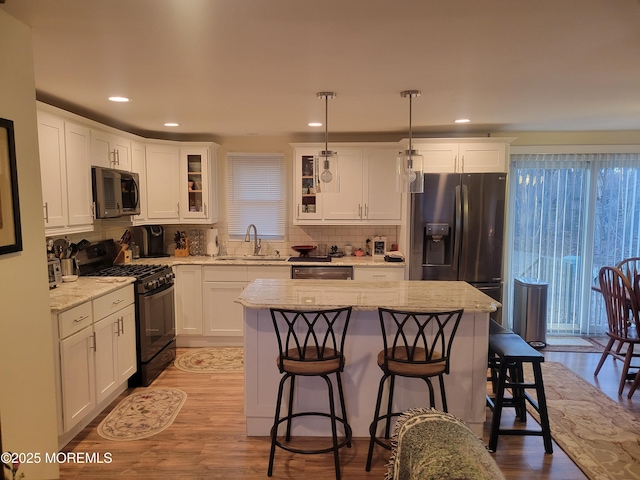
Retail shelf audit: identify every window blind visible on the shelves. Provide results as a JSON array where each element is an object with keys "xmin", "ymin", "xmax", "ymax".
[
  {"xmin": 509, "ymin": 152, "xmax": 640, "ymax": 334},
  {"xmin": 226, "ymin": 153, "xmax": 285, "ymax": 240}
]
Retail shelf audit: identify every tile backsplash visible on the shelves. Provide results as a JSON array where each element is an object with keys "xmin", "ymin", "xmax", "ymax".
[
  {"xmin": 165, "ymin": 224, "xmax": 399, "ymax": 257},
  {"xmin": 48, "ymin": 221, "xmax": 399, "ymax": 258}
]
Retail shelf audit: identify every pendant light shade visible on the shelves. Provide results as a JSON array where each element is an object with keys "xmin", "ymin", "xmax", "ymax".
[
  {"xmin": 315, "ymin": 92, "xmax": 339, "ymax": 193},
  {"xmin": 396, "ymin": 90, "xmax": 424, "ymax": 193}
]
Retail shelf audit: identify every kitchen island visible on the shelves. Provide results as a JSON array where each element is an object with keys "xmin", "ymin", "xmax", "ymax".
[{"xmin": 236, "ymin": 279, "xmax": 499, "ymax": 437}]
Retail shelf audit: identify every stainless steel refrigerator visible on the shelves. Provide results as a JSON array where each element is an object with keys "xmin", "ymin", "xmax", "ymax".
[{"xmin": 409, "ymin": 173, "xmax": 507, "ymax": 322}]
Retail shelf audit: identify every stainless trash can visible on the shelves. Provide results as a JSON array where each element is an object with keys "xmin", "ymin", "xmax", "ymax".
[{"xmin": 513, "ymin": 277, "xmax": 548, "ymax": 349}]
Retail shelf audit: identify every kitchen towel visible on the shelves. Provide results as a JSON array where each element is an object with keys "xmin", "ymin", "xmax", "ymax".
[{"xmin": 206, "ymin": 228, "xmax": 219, "ymax": 256}]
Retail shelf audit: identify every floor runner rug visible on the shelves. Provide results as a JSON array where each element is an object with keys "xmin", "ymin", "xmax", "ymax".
[
  {"xmin": 174, "ymin": 347, "xmax": 244, "ymax": 373},
  {"xmin": 525, "ymin": 362, "xmax": 640, "ymax": 480},
  {"xmin": 97, "ymin": 388, "xmax": 187, "ymax": 441}
]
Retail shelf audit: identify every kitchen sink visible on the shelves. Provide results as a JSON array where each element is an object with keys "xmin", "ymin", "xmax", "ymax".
[{"xmin": 215, "ymin": 255, "xmax": 289, "ymax": 262}]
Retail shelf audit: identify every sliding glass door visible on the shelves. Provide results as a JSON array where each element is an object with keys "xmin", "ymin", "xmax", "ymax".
[{"xmin": 508, "ymin": 152, "xmax": 640, "ymax": 335}]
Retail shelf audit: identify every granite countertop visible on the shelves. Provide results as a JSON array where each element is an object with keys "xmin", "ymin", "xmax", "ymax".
[
  {"xmin": 235, "ymin": 279, "xmax": 500, "ymax": 313},
  {"xmin": 128, "ymin": 255, "xmax": 405, "ymax": 268},
  {"xmin": 49, "ymin": 277, "xmax": 135, "ymax": 313}
]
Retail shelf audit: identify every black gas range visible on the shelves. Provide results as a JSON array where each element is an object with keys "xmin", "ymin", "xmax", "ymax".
[
  {"xmin": 77, "ymin": 240, "xmax": 176, "ymax": 387},
  {"xmin": 85, "ymin": 264, "xmax": 175, "ymax": 294}
]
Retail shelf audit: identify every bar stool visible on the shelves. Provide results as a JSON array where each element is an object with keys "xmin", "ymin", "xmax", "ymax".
[
  {"xmin": 365, "ymin": 307, "xmax": 464, "ymax": 471},
  {"xmin": 268, "ymin": 307, "xmax": 352, "ymax": 480}
]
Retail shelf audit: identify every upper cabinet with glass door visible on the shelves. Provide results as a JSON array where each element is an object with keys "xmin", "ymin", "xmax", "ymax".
[
  {"xmin": 294, "ymin": 147, "xmax": 322, "ymax": 221},
  {"xmin": 180, "ymin": 146, "xmax": 218, "ymax": 223}
]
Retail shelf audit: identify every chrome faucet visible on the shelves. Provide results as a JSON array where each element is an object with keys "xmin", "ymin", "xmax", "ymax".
[{"xmin": 244, "ymin": 224, "xmax": 261, "ymax": 255}]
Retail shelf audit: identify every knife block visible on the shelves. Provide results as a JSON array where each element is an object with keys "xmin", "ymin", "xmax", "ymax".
[
  {"xmin": 174, "ymin": 238, "xmax": 190, "ymax": 257},
  {"xmin": 114, "ymin": 242, "xmax": 132, "ymax": 264}
]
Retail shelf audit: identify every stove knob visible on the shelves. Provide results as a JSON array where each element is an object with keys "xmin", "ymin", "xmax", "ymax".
[
  {"xmin": 145, "ymin": 280, "xmax": 157, "ymax": 290},
  {"xmin": 165, "ymin": 273, "xmax": 174, "ymax": 283},
  {"xmin": 158, "ymin": 276, "xmax": 165, "ymax": 286}
]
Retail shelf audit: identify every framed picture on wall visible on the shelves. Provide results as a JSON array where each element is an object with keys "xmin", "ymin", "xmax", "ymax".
[{"xmin": 0, "ymin": 117, "xmax": 22, "ymax": 255}]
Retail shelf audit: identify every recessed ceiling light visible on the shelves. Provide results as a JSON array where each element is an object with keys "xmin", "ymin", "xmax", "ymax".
[
  {"xmin": 454, "ymin": 118, "xmax": 470, "ymax": 124},
  {"xmin": 308, "ymin": 122, "xmax": 323, "ymax": 127},
  {"xmin": 108, "ymin": 96, "xmax": 130, "ymax": 102},
  {"xmin": 164, "ymin": 123, "xmax": 179, "ymax": 127}
]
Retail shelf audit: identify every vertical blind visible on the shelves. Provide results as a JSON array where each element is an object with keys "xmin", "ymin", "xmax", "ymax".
[
  {"xmin": 509, "ymin": 153, "xmax": 640, "ymax": 334},
  {"xmin": 226, "ymin": 153, "xmax": 285, "ymax": 240}
]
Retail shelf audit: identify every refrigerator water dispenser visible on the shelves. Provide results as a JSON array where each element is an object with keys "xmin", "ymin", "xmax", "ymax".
[{"xmin": 424, "ymin": 223, "xmax": 450, "ymax": 265}]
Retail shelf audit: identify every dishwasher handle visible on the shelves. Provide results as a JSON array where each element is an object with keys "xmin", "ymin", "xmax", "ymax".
[{"xmin": 292, "ymin": 266, "xmax": 353, "ymax": 280}]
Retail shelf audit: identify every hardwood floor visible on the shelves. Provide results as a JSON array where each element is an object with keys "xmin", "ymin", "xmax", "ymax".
[{"xmin": 58, "ymin": 348, "xmax": 639, "ymax": 479}]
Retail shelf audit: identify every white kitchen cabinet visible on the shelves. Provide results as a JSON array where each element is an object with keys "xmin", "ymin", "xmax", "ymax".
[
  {"xmin": 94, "ymin": 314, "xmax": 118, "ymax": 404},
  {"xmin": 143, "ymin": 142, "xmax": 218, "ymax": 224},
  {"xmin": 203, "ymin": 281, "xmax": 245, "ymax": 337},
  {"xmin": 177, "ymin": 264, "xmax": 289, "ymax": 346},
  {"xmin": 145, "ymin": 143, "xmax": 181, "ymax": 220},
  {"xmin": 116, "ymin": 305, "xmax": 136, "ymax": 383},
  {"xmin": 294, "ymin": 147, "xmax": 323, "ymax": 220},
  {"xmin": 94, "ymin": 304, "xmax": 135, "ymax": 404},
  {"xmin": 37, "ymin": 110, "xmax": 94, "ymax": 235},
  {"xmin": 55, "ymin": 284, "xmax": 135, "ymax": 436},
  {"xmin": 130, "ymin": 140, "xmax": 148, "ymax": 222},
  {"xmin": 411, "ymin": 139, "xmax": 510, "ymax": 173},
  {"xmin": 91, "ymin": 128, "xmax": 132, "ymax": 171},
  {"xmin": 293, "ymin": 144, "xmax": 402, "ymax": 224},
  {"xmin": 175, "ymin": 265, "xmax": 204, "ymax": 335},
  {"xmin": 180, "ymin": 147, "xmax": 213, "ymax": 222},
  {"xmin": 353, "ymin": 266, "xmax": 405, "ymax": 281},
  {"xmin": 65, "ymin": 122, "xmax": 94, "ymax": 226},
  {"xmin": 60, "ymin": 325, "xmax": 96, "ymax": 433}
]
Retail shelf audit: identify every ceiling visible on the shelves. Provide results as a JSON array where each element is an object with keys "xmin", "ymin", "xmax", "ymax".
[{"xmin": 2, "ymin": 0, "xmax": 640, "ymax": 140}]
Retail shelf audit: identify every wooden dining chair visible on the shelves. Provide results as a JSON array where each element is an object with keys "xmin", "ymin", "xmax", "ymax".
[
  {"xmin": 617, "ymin": 257, "xmax": 640, "ymax": 290},
  {"xmin": 594, "ymin": 266, "xmax": 640, "ymax": 396},
  {"xmin": 627, "ymin": 274, "xmax": 640, "ymax": 398}
]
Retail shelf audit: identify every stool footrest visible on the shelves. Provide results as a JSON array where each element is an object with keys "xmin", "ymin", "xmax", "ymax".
[{"xmin": 272, "ymin": 412, "xmax": 352, "ymax": 455}]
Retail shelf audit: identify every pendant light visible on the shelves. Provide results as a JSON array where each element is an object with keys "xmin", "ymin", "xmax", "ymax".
[
  {"xmin": 315, "ymin": 92, "xmax": 339, "ymax": 193},
  {"xmin": 396, "ymin": 90, "xmax": 424, "ymax": 193}
]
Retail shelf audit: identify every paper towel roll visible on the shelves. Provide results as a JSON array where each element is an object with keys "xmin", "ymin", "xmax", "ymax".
[{"xmin": 206, "ymin": 228, "xmax": 219, "ymax": 256}]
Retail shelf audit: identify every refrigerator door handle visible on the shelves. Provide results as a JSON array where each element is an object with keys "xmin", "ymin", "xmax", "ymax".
[
  {"xmin": 453, "ymin": 185, "xmax": 462, "ymax": 274},
  {"xmin": 460, "ymin": 184, "xmax": 470, "ymax": 277}
]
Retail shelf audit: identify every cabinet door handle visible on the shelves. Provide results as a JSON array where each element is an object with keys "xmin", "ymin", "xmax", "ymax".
[
  {"xmin": 177, "ymin": 202, "xmax": 180, "ymax": 214},
  {"xmin": 91, "ymin": 202, "xmax": 96, "ymax": 219},
  {"xmin": 297, "ymin": 204, "xmax": 300, "ymax": 217},
  {"xmin": 461, "ymin": 155, "xmax": 465, "ymax": 172},
  {"xmin": 44, "ymin": 203, "xmax": 49, "ymax": 223},
  {"xmin": 112, "ymin": 299, "xmax": 124, "ymax": 306},
  {"xmin": 120, "ymin": 316, "xmax": 125, "ymax": 335},
  {"xmin": 364, "ymin": 204, "xmax": 368, "ymax": 218},
  {"xmin": 115, "ymin": 149, "xmax": 120, "ymax": 165},
  {"xmin": 454, "ymin": 155, "xmax": 458, "ymax": 172},
  {"xmin": 90, "ymin": 333, "xmax": 97, "ymax": 351},
  {"xmin": 358, "ymin": 204, "xmax": 362, "ymax": 218},
  {"xmin": 73, "ymin": 315, "xmax": 90, "ymax": 323},
  {"xmin": 204, "ymin": 203, "xmax": 207, "ymax": 216}
]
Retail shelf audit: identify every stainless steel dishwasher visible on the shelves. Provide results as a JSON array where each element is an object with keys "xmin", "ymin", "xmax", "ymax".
[{"xmin": 291, "ymin": 266, "xmax": 353, "ymax": 280}]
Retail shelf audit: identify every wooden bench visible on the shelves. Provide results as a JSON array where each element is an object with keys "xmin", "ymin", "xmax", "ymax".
[{"xmin": 486, "ymin": 329, "xmax": 553, "ymax": 454}]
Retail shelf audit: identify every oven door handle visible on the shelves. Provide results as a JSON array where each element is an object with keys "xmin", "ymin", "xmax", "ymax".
[{"xmin": 142, "ymin": 282, "xmax": 174, "ymax": 297}]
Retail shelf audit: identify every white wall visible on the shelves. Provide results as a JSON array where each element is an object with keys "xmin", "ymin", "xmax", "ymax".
[{"xmin": 0, "ymin": 10, "xmax": 59, "ymax": 480}]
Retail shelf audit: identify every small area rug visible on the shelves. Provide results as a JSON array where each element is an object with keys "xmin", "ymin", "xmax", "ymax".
[
  {"xmin": 97, "ymin": 388, "xmax": 187, "ymax": 441},
  {"xmin": 542, "ymin": 336, "xmax": 605, "ymax": 353},
  {"xmin": 174, "ymin": 347, "xmax": 244, "ymax": 373},
  {"xmin": 525, "ymin": 362, "xmax": 640, "ymax": 480}
]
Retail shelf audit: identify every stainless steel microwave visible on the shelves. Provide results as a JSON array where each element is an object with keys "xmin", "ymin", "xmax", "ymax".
[{"xmin": 92, "ymin": 166, "xmax": 141, "ymax": 218}]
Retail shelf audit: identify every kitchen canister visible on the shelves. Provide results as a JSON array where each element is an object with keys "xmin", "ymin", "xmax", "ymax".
[{"xmin": 206, "ymin": 228, "xmax": 219, "ymax": 256}]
